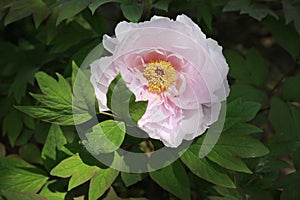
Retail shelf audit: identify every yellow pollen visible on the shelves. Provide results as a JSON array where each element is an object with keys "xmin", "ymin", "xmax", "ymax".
[{"xmin": 143, "ymin": 61, "xmax": 176, "ymax": 93}]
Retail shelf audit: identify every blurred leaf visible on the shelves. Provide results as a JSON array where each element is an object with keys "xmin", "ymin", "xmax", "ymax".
[
  {"xmin": 41, "ymin": 124, "xmax": 71, "ymax": 171},
  {"xmin": 271, "ymin": 171, "xmax": 300, "ymax": 189},
  {"xmin": 269, "ymin": 97, "xmax": 300, "ymax": 141},
  {"xmin": 281, "ymin": 75, "xmax": 300, "ymax": 102},
  {"xmin": 0, "ymin": 143, "xmax": 6, "ymax": 157},
  {"xmin": 181, "ymin": 144, "xmax": 236, "ymax": 188},
  {"xmin": 50, "ymin": 21, "xmax": 94, "ymax": 53},
  {"xmin": 3, "ymin": 0, "xmax": 50, "ymax": 28},
  {"xmin": 0, "ymin": 157, "xmax": 48, "ymax": 193},
  {"xmin": 89, "ymin": 0, "xmax": 121, "ymax": 14},
  {"xmin": 15, "ymin": 129, "xmax": 34, "ymax": 146},
  {"xmin": 2, "ymin": 109, "xmax": 23, "ymax": 147},
  {"xmin": 56, "ymin": 0, "xmax": 90, "ymax": 25},
  {"xmin": 223, "ymin": 0, "xmax": 278, "ymax": 21},
  {"xmin": 228, "ymin": 84, "xmax": 268, "ymax": 105},
  {"xmin": 282, "ymin": 0, "xmax": 300, "ymax": 35},
  {"xmin": 9, "ymin": 66, "xmax": 37, "ymax": 103},
  {"xmin": 19, "ymin": 143, "xmax": 42, "ymax": 164},
  {"xmin": 150, "ymin": 161, "xmax": 191, "ymax": 200},
  {"xmin": 22, "ymin": 113, "xmax": 35, "ymax": 129},
  {"xmin": 81, "ymin": 10, "xmax": 107, "ymax": 35},
  {"xmin": 225, "ymin": 49, "xmax": 269, "ymax": 86},
  {"xmin": 292, "ymin": 146, "xmax": 300, "ymax": 170},
  {"xmin": 152, "ymin": 0, "xmax": 169, "ymax": 12},
  {"xmin": 120, "ymin": 3, "xmax": 143, "ymax": 23},
  {"xmin": 280, "ymin": 181, "xmax": 300, "ymax": 200},
  {"xmin": 196, "ymin": 1, "xmax": 212, "ymax": 29},
  {"xmin": 121, "ymin": 172, "xmax": 142, "ymax": 187},
  {"xmin": 263, "ymin": 17, "xmax": 300, "ymax": 59},
  {"xmin": 107, "ymin": 74, "xmax": 148, "ymax": 124},
  {"xmin": 212, "ymin": 185, "xmax": 244, "ymax": 200},
  {"xmin": 82, "ymin": 120, "xmax": 125, "ymax": 154}
]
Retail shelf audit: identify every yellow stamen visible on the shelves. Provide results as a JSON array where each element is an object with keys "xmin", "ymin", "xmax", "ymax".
[{"xmin": 143, "ymin": 61, "xmax": 176, "ymax": 93}]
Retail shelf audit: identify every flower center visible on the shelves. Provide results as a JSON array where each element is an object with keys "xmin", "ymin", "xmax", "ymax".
[{"xmin": 143, "ymin": 61, "xmax": 176, "ymax": 93}]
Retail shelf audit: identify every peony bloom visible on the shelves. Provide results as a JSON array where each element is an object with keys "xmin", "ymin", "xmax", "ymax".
[{"xmin": 90, "ymin": 14, "xmax": 229, "ymax": 148}]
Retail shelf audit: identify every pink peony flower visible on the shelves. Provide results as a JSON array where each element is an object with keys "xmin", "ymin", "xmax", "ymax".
[{"xmin": 90, "ymin": 14, "xmax": 229, "ymax": 148}]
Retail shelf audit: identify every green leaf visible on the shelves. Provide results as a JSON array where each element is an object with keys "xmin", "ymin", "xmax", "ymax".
[
  {"xmin": 181, "ymin": 144, "xmax": 236, "ymax": 188},
  {"xmin": 15, "ymin": 129, "xmax": 34, "ymax": 146},
  {"xmin": 212, "ymin": 186, "xmax": 244, "ymax": 200},
  {"xmin": 282, "ymin": 0, "xmax": 300, "ymax": 35},
  {"xmin": 4, "ymin": 0, "xmax": 50, "ymax": 28},
  {"xmin": 120, "ymin": 3, "xmax": 143, "ymax": 23},
  {"xmin": 129, "ymin": 96, "xmax": 148, "ymax": 124},
  {"xmin": 56, "ymin": 0, "xmax": 90, "ymax": 25},
  {"xmin": 50, "ymin": 21, "xmax": 94, "ymax": 53},
  {"xmin": 0, "ymin": 157, "xmax": 48, "ymax": 193},
  {"xmin": 9, "ymin": 66, "xmax": 37, "ymax": 103},
  {"xmin": 207, "ymin": 147, "xmax": 252, "ymax": 174},
  {"xmin": 0, "ymin": 143, "xmax": 5, "ymax": 157},
  {"xmin": 89, "ymin": 167, "xmax": 119, "ymax": 200},
  {"xmin": 150, "ymin": 161, "xmax": 191, "ymax": 200},
  {"xmin": 15, "ymin": 106, "xmax": 77, "ymax": 126},
  {"xmin": 2, "ymin": 109, "xmax": 23, "ymax": 147},
  {"xmin": 223, "ymin": 0, "xmax": 278, "ymax": 21},
  {"xmin": 103, "ymin": 188, "xmax": 121, "ymax": 200},
  {"xmin": 197, "ymin": 130, "xmax": 268, "ymax": 174},
  {"xmin": 39, "ymin": 180, "xmax": 66, "ymax": 200},
  {"xmin": 72, "ymin": 61, "xmax": 96, "ymax": 120},
  {"xmin": 280, "ymin": 181, "xmax": 300, "ymax": 200},
  {"xmin": 225, "ymin": 99, "xmax": 261, "ymax": 130},
  {"xmin": 89, "ymin": 0, "xmax": 121, "ymax": 14},
  {"xmin": 281, "ymin": 75, "xmax": 300, "ymax": 102},
  {"xmin": 269, "ymin": 97, "xmax": 300, "ymax": 141},
  {"xmin": 121, "ymin": 172, "xmax": 142, "ymax": 187},
  {"xmin": 228, "ymin": 84, "xmax": 268, "ymax": 105},
  {"xmin": 292, "ymin": 147, "xmax": 300, "ymax": 170},
  {"xmin": 211, "ymin": 133, "xmax": 269, "ymax": 158},
  {"xmin": 17, "ymin": 70, "xmax": 92, "ymax": 125},
  {"xmin": 107, "ymin": 74, "xmax": 148, "ymax": 124},
  {"xmin": 50, "ymin": 154, "xmax": 99, "ymax": 190},
  {"xmin": 82, "ymin": 120, "xmax": 125, "ymax": 154},
  {"xmin": 35, "ymin": 72, "xmax": 72, "ymax": 105},
  {"xmin": 152, "ymin": 0, "xmax": 169, "ymax": 12},
  {"xmin": 1, "ymin": 190, "xmax": 47, "ymax": 200},
  {"xmin": 224, "ymin": 123, "xmax": 263, "ymax": 135},
  {"xmin": 263, "ymin": 17, "xmax": 300, "ymax": 59},
  {"xmin": 225, "ymin": 49, "xmax": 269, "ymax": 86},
  {"xmin": 196, "ymin": 1, "xmax": 212, "ymax": 29},
  {"xmin": 19, "ymin": 143, "xmax": 42, "ymax": 164},
  {"xmin": 41, "ymin": 124, "xmax": 70, "ymax": 171}
]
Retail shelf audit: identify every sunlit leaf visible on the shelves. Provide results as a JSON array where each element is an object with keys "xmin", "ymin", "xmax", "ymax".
[
  {"xmin": 0, "ymin": 157, "xmax": 48, "ymax": 193},
  {"xmin": 82, "ymin": 120, "xmax": 125, "ymax": 154}
]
